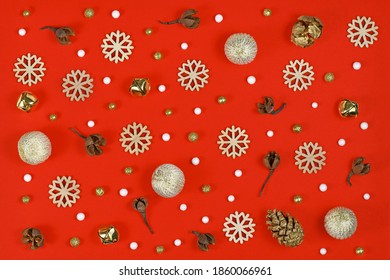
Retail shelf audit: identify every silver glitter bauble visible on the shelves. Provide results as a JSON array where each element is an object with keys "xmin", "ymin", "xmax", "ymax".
[
  {"xmin": 18, "ymin": 131, "xmax": 52, "ymax": 165},
  {"xmin": 151, "ymin": 164, "xmax": 185, "ymax": 198},
  {"xmin": 224, "ymin": 33, "xmax": 258, "ymax": 65},
  {"xmin": 324, "ymin": 207, "xmax": 357, "ymax": 240}
]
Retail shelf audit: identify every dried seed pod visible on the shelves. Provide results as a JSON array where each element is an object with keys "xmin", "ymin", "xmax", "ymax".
[
  {"xmin": 159, "ymin": 9, "xmax": 200, "ymax": 29},
  {"xmin": 257, "ymin": 97, "xmax": 286, "ymax": 115},
  {"xmin": 192, "ymin": 231, "xmax": 215, "ymax": 251},
  {"xmin": 70, "ymin": 128, "xmax": 106, "ymax": 156},
  {"xmin": 291, "ymin": 16, "xmax": 323, "ymax": 48},
  {"xmin": 132, "ymin": 197, "xmax": 154, "ymax": 234},
  {"xmin": 347, "ymin": 157, "xmax": 370, "ymax": 186},
  {"xmin": 40, "ymin": 26, "xmax": 75, "ymax": 45},
  {"xmin": 260, "ymin": 151, "xmax": 280, "ymax": 196},
  {"xmin": 22, "ymin": 228, "xmax": 44, "ymax": 249}
]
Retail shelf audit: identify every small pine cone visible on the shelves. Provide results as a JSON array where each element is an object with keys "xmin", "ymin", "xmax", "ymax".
[{"xmin": 266, "ymin": 209, "xmax": 304, "ymax": 247}]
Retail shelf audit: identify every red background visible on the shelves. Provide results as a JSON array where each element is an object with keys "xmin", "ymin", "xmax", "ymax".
[{"xmin": 1, "ymin": 0, "xmax": 389, "ymax": 260}]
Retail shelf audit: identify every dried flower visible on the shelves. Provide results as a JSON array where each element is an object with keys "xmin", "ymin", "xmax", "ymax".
[
  {"xmin": 260, "ymin": 151, "xmax": 280, "ymax": 196},
  {"xmin": 257, "ymin": 97, "xmax": 286, "ymax": 115},
  {"xmin": 192, "ymin": 231, "xmax": 215, "ymax": 251},
  {"xmin": 132, "ymin": 197, "xmax": 154, "ymax": 234},
  {"xmin": 22, "ymin": 228, "xmax": 44, "ymax": 249},
  {"xmin": 347, "ymin": 157, "xmax": 370, "ymax": 186},
  {"xmin": 40, "ymin": 26, "xmax": 75, "ymax": 45},
  {"xmin": 291, "ymin": 16, "xmax": 323, "ymax": 48},
  {"xmin": 159, "ymin": 9, "xmax": 200, "ymax": 29},
  {"xmin": 70, "ymin": 128, "xmax": 106, "ymax": 156}
]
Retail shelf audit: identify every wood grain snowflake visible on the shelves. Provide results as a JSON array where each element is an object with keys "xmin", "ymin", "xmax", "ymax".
[
  {"xmin": 177, "ymin": 59, "xmax": 209, "ymax": 91},
  {"xmin": 13, "ymin": 53, "xmax": 46, "ymax": 86},
  {"xmin": 223, "ymin": 211, "xmax": 256, "ymax": 244},
  {"xmin": 119, "ymin": 122, "xmax": 152, "ymax": 155},
  {"xmin": 101, "ymin": 30, "xmax": 134, "ymax": 63},
  {"xmin": 347, "ymin": 16, "xmax": 378, "ymax": 48},
  {"xmin": 294, "ymin": 142, "xmax": 326, "ymax": 174},
  {"xmin": 62, "ymin": 70, "xmax": 94, "ymax": 101},
  {"xmin": 217, "ymin": 125, "xmax": 250, "ymax": 159},
  {"xmin": 283, "ymin": 59, "xmax": 314, "ymax": 92},
  {"xmin": 48, "ymin": 176, "xmax": 80, "ymax": 208}
]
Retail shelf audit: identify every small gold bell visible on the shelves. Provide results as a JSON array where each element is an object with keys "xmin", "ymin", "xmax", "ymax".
[
  {"xmin": 339, "ymin": 99, "xmax": 358, "ymax": 117},
  {"xmin": 98, "ymin": 225, "xmax": 119, "ymax": 244},
  {"xmin": 17, "ymin": 92, "xmax": 38, "ymax": 112},
  {"xmin": 130, "ymin": 78, "xmax": 151, "ymax": 96}
]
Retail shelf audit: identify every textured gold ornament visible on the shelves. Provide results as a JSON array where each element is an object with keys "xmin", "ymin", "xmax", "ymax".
[
  {"xmin": 293, "ymin": 195, "xmax": 302, "ymax": 204},
  {"xmin": 124, "ymin": 167, "xmax": 133, "ymax": 175},
  {"xmin": 187, "ymin": 132, "xmax": 199, "ymax": 142},
  {"xmin": 292, "ymin": 124, "xmax": 302, "ymax": 133},
  {"xmin": 70, "ymin": 237, "xmax": 80, "ymax": 247},
  {"xmin": 84, "ymin": 8, "xmax": 94, "ymax": 18},
  {"xmin": 156, "ymin": 245, "xmax": 164, "ymax": 254},
  {"xmin": 130, "ymin": 78, "xmax": 151, "ymax": 96},
  {"xmin": 164, "ymin": 109, "xmax": 173, "ymax": 116},
  {"xmin": 339, "ymin": 99, "xmax": 358, "ymax": 117},
  {"xmin": 202, "ymin": 185, "xmax": 211, "ymax": 193},
  {"xmin": 22, "ymin": 10, "xmax": 31, "ymax": 17},
  {"xmin": 22, "ymin": 195, "xmax": 30, "ymax": 204},
  {"xmin": 154, "ymin": 52, "xmax": 162, "ymax": 60},
  {"xmin": 108, "ymin": 102, "xmax": 116, "ymax": 110},
  {"xmin": 291, "ymin": 16, "xmax": 323, "ymax": 48},
  {"xmin": 355, "ymin": 247, "xmax": 364, "ymax": 255},
  {"xmin": 17, "ymin": 92, "xmax": 38, "ymax": 112},
  {"xmin": 18, "ymin": 131, "xmax": 52, "ymax": 165},
  {"xmin": 324, "ymin": 72, "xmax": 335, "ymax": 82},
  {"xmin": 224, "ymin": 33, "xmax": 258, "ymax": 65},
  {"xmin": 145, "ymin": 28, "xmax": 153, "ymax": 35},
  {"xmin": 263, "ymin": 9, "xmax": 272, "ymax": 17},
  {"xmin": 324, "ymin": 207, "xmax": 357, "ymax": 240},
  {"xmin": 49, "ymin": 113, "xmax": 57, "ymax": 121},
  {"xmin": 217, "ymin": 96, "xmax": 227, "ymax": 104},
  {"xmin": 98, "ymin": 226, "xmax": 119, "ymax": 244},
  {"xmin": 95, "ymin": 187, "xmax": 105, "ymax": 196},
  {"xmin": 151, "ymin": 164, "xmax": 185, "ymax": 198}
]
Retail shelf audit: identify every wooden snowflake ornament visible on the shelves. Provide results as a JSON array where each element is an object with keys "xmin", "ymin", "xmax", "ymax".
[
  {"xmin": 177, "ymin": 59, "xmax": 209, "ymax": 91},
  {"xmin": 48, "ymin": 176, "xmax": 80, "ymax": 208},
  {"xmin": 13, "ymin": 53, "xmax": 46, "ymax": 86},
  {"xmin": 347, "ymin": 16, "xmax": 378, "ymax": 48},
  {"xmin": 62, "ymin": 70, "xmax": 94, "ymax": 101},
  {"xmin": 217, "ymin": 125, "xmax": 250, "ymax": 159},
  {"xmin": 101, "ymin": 30, "xmax": 134, "ymax": 63},
  {"xmin": 294, "ymin": 142, "xmax": 326, "ymax": 174},
  {"xmin": 119, "ymin": 122, "xmax": 152, "ymax": 155},
  {"xmin": 283, "ymin": 59, "xmax": 314, "ymax": 91},
  {"xmin": 223, "ymin": 211, "xmax": 256, "ymax": 244}
]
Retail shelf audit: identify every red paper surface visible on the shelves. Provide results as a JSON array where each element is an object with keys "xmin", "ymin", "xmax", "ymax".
[{"xmin": 1, "ymin": 0, "xmax": 389, "ymax": 260}]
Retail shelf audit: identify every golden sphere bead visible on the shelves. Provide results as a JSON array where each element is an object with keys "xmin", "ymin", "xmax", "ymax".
[
  {"xmin": 324, "ymin": 72, "xmax": 335, "ymax": 82},
  {"xmin": 22, "ymin": 195, "xmax": 30, "ymax": 204},
  {"xmin": 217, "ymin": 96, "xmax": 227, "ymax": 104},
  {"xmin": 84, "ymin": 8, "xmax": 94, "ymax": 18},
  {"xmin": 154, "ymin": 52, "xmax": 162, "ymax": 60},
  {"xmin": 293, "ymin": 195, "xmax": 302, "ymax": 204},
  {"xmin": 187, "ymin": 132, "xmax": 199, "ymax": 142},
  {"xmin": 202, "ymin": 185, "xmax": 211, "ymax": 193},
  {"xmin": 156, "ymin": 245, "xmax": 164, "ymax": 254},
  {"xmin": 355, "ymin": 247, "xmax": 364, "ymax": 255},
  {"xmin": 145, "ymin": 28, "xmax": 153, "ymax": 35},
  {"xmin": 49, "ymin": 113, "xmax": 57, "ymax": 121},
  {"xmin": 70, "ymin": 237, "xmax": 81, "ymax": 247},
  {"xmin": 22, "ymin": 10, "xmax": 31, "ymax": 17},
  {"xmin": 263, "ymin": 8, "xmax": 272, "ymax": 17},
  {"xmin": 95, "ymin": 187, "xmax": 105, "ymax": 196},
  {"xmin": 164, "ymin": 109, "xmax": 173, "ymax": 116},
  {"xmin": 108, "ymin": 102, "xmax": 116, "ymax": 110},
  {"xmin": 292, "ymin": 124, "xmax": 302, "ymax": 133},
  {"xmin": 124, "ymin": 167, "xmax": 133, "ymax": 175}
]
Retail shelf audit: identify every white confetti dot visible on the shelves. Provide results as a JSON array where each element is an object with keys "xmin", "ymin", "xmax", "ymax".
[
  {"xmin": 18, "ymin": 28, "xmax": 27, "ymax": 36},
  {"xmin": 179, "ymin": 203, "xmax": 187, "ymax": 211},
  {"xmin": 111, "ymin": 10, "xmax": 120, "ymax": 19},
  {"xmin": 162, "ymin": 133, "xmax": 171, "ymax": 142},
  {"xmin": 266, "ymin": 130, "xmax": 274, "ymax": 137},
  {"xmin": 87, "ymin": 120, "xmax": 95, "ymax": 128},
  {"xmin": 77, "ymin": 49, "xmax": 85, "ymax": 57},
  {"xmin": 338, "ymin": 138, "xmax": 346, "ymax": 146},
  {"xmin": 181, "ymin": 42, "xmax": 188, "ymax": 50},
  {"xmin": 215, "ymin": 14, "xmax": 223, "ymax": 23},
  {"xmin": 353, "ymin": 62, "xmax": 361, "ymax": 70},
  {"xmin": 158, "ymin": 85, "xmax": 166, "ymax": 92},
  {"xmin": 76, "ymin": 212, "xmax": 85, "ymax": 221},
  {"xmin": 103, "ymin": 77, "xmax": 111, "ymax": 85},
  {"xmin": 247, "ymin": 76, "xmax": 256, "ymax": 85},
  {"xmin": 363, "ymin": 193, "xmax": 370, "ymax": 200},
  {"xmin": 320, "ymin": 248, "xmax": 327, "ymax": 255},
  {"xmin": 130, "ymin": 242, "xmax": 138, "ymax": 250},
  {"xmin": 194, "ymin": 107, "xmax": 202, "ymax": 115},
  {"xmin": 360, "ymin": 122, "xmax": 368, "ymax": 130},
  {"xmin": 202, "ymin": 216, "xmax": 209, "ymax": 224},
  {"xmin": 174, "ymin": 239, "xmax": 182, "ymax": 246},
  {"xmin": 119, "ymin": 188, "xmax": 128, "ymax": 197},
  {"xmin": 234, "ymin": 169, "xmax": 243, "ymax": 177},
  {"xmin": 227, "ymin": 195, "xmax": 235, "ymax": 202},
  {"xmin": 191, "ymin": 157, "xmax": 200, "ymax": 165},
  {"xmin": 23, "ymin": 174, "xmax": 32, "ymax": 182},
  {"xmin": 312, "ymin": 102, "xmax": 318, "ymax": 109},
  {"xmin": 319, "ymin": 183, "xmax": 328, "ymax": 192}
]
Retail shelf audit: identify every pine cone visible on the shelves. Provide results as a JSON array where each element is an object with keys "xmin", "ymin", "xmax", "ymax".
[{"xmin": 266, "ymin": 209, "xmax": 304, "ymax": 247}]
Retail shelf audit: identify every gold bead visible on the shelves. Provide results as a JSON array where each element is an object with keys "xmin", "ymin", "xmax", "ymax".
[
  {"xmin": 108, "ymin": 102, "xmax": 116, "ymax": 110},
  {"xmin": 324, "ymin": 72, "xmax": 335, "ymax": 82},
  {"xmin": 292, "ymin": 124, "xmax": 302, "ymax": 133},
  {"xmin": 145, "ymin": 28, "xmax": 153, "ymax": 35},
  {"xmin": 202, "ymin": 185, "xmax": 211, "ymax": 193},
  {"xmin": 22, "ymin": 195, "xmax": 30, "ymax": 204},
  {"xmin": 263, "ymin": 8, "xmax": 272, "ymax": 17},
  {"xmin": 84, "ymin": 8, "xmax": 94, "ymax": 18},
  {"xmin": 293, "ymin": 195, "xmax": 302, "ymax": 204},
  {"xmin": 95, "ymin": 187, "xmax": 105, "ymax": 196},
  {"xmin": 70, "ymin": 237, "xmax": 81, "ymax": 247},
  {"xmin": 156, "ymin": 245, "xmax": 164, "ymax": 254},
  {"xmin": 124, "ymin": 167, "xmax": 133, "ymax": 175},
  {"xmin": 164, "ymin": 109, "xmax": 173, "ymax": 116},
  {"xmin": 217, "ymin": 96, "xmax": 227, "ymax": 104},
  {"xmin": 154, "ymin": 52, "xmax": 162, "ymax": 60},
  {"xmin": 187, "ymin": 132, "xmax": 199, "ymax": 142},
  {"xmin": 22, "ymin": 10, "xmax": 31, "ymax": 17},
  {"xmin": 355, "ymin": 247, "xmax": 364, "ymax": 255},
  {"xmin": 49, "ymin": 113, "xmax": 57, "ymax": 121}
]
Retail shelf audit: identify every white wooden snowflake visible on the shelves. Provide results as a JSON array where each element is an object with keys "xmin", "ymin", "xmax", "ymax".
[
  {"xmin": 294, "ymin": 142, "xmax": 326, "ymax": 174},
  {"xmin": 283, "ymin": 59, "xmax": 314, "ymax": 92},
  {"xmin": 119, "ymin": 122, "xmax": 152, "ymax": 155},
  {"xmin": 177, "ymin": 59, "xmax": 209, "ymax": 91},
  {"xmin": 217, "ymin": 125, "xmax": 250, "ymax": 159},
  {"xmin": 48, "ymin": 176, "xmax": 80, "ymax": 208},
  {"xmin": 347, "ymin": 16, "xmax": 378, "ymax": 48},
  {"xmin": 223, "ymin": 211, "xmax": 256, "ymax": 244},
  {"xmin": 101, "ymin": 30, "xmax": 134, "ymax": 63},
  {"xmin": 62, "ymin": 70, "xmax": 94, "ymax": 101},
  {"xmin": 13, "ymin": 53, "xmax": 46, "ymax": 86}
]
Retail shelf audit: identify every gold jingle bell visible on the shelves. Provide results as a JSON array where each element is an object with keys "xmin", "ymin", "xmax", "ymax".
[
  {"xmin": 98, "ymin": 225, "xmax": 119, "ymax": 244},
  {"xmin": 17, "ymin": 92, "xmax": 38, "ymax": 112},
  {"xmin": 339, "ymin": 99, "xmax": 358, "ymax": 117},
  {"xmin": 130, "ymin": 78, "xmax": 151, "ymax": 96}
]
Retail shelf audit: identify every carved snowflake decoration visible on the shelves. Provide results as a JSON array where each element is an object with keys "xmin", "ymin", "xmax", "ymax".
[
  {"xmin": 13, "ymin": 53, "xmax": 46, "ymax": 86},
  {"xmin": 48, "ymin": 176, "xmax": 80, "ymax": 208},
  {"xmin": 283, "ymin": 59, "xmax": 314, "ymax": 92},
  {"xmin": 119, "ymin": 122, "xmax": 152, "ymax": 155},
  {"xmin": 347, "ymin": 16, "xmax": 378, "ymax": 48},
  {"xmin": 217, "ymin": 125, "xmax": 250, "ymax": 159},
  {"xmin": 177, "ymin": 59, "xmax": 209, "ymax": 91},
  {"xmin": 62, "ymin": 70, "xmax": 94, "ymax": 101},
  {"xmin": 223, "ymin": 211, "xmax": 256, "ymax": 244},
  {"xmin": 294, "ymin": 142, "xmax": 326, "ymax": 174},
  {"xmin": 101, "ymin": 30, "xmax": 134, "ymax": 63}
]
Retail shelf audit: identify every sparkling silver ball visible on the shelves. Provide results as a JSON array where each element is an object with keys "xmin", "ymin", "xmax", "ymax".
[
  {"xmin": 18, "ymin": 131, "xmax": 52, "ymax": 165},
  {"xmin": 224, "ymin": 33, "xmax": 258, "ymax": 65},
  {"xmin": 324, "ymin": 207, "xmax": 357, "ymax": 240},
  {"xmin": 151, "ymin": 164, "xmax": 185, "ymax": 198}
]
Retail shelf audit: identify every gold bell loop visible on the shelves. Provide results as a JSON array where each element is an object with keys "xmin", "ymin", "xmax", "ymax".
[
  {"xmin": 98, "ymin": 225, "xmax": 119, "ymax": 244},
  {"xmin": 339, "ymin": 99, "xmax": 358, "ymax": 117},
  {"xmin": 17, "ymin": 91, "xmax": 38, "ymax": 112},
  {"xmin": 130, "ymin": 78, "xmax": 151, "ymax": 96}
]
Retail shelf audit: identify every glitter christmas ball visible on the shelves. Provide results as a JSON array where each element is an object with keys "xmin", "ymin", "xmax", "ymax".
[
  {"xmin": 18, "ymin": 131, "xmax": 52, "ymax": 165},
  {"xmin": 224, "ymin": 33, "xmax": 258, "ymax": 65},
  {"xmin": 324, "ymin": 207, "xmax": 357, "ymax": 240},
  {"xmin": 151, "ymin": 164, "xmax": 185, "ymax": 198}
]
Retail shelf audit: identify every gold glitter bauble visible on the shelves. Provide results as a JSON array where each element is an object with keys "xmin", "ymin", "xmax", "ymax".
[
  {"xmin": 95, "ymin": 187, "xmax": 105, "ymax": 196},
  {"xmin": 84, "ymin": 8, "xmax": 94, "ymax": 18},
  {"xmin": 70, "ymin": 237, "xmax": 80, "ymax": 247},
  {"xmin": 324, "ymin": 207, "xmax": 357, "ymax": 240},
  {"xmin": 49, "ymin": 113, "xmax": 57, "ymax": 121},
  {"xmin": 18, "ymin": 131, "xmax": 52, "ymax": 165},
  {"xmin": 164, "ymin": 109, "xmax": 173, "ymax": 116},
  {"xmin": 202, "ymin": 185, "xmax": 211, "ymax": 193},
  {"xmin": 293, "ymin": 195, "xmax": 302, "ymax": 204},
  {"xmin": 156, "ymin": 245, "xmax": 164, "ymax": 254},
  {"xmin": 324, "ymin": 72, "xmax": 335, "ymax": 82},
  {"xmin": 22, "ymin": 10, "xmax": 31, "ymax": 17},
  {"xmin": 151, "ymin": 164, "xmax": 185, "ymax": 198},
  {"xmin": 263, "ymin": 9, "xmax": 272, "ymax": 17},
  {"xmin": 355, "ymin": 247, "xmax": 364, "ymax": 255},
  {"xmin": 292, "ymin": 124, "xmax": 302, "ymax": 133},
  {"xmin": 145, "ymin": 28, "xmax": 153, "ymax": 35},
  {"xmin": 217, "ymin": 96, "xmax": 227, "ymax": 104},
  {"xmin": 22, "ymin": 196, "xmax": 30, "ymax": 204},
  {"xmin": 224, "ymin": 33, "xmax": 258, "ymax": 65},
  {"xmin": 108, "ymin": 102, "xmax": 116, "ymax": 110},
  {"xmin": 187, "ymin": 132, "xmax": 198, "ymax": 142},
  {"xmin": 124, "ymin": 167, "xmax": 133, "ymax": 175},
  {"xmin": 154, "ymin": 52, "xmax": 162, "ymax": 60}
]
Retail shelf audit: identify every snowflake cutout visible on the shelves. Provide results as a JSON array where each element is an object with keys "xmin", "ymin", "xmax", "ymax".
[
  {"xmin": 223, "ymin": 211, "xmax": 256, "ymax": 244},
  {"xmin": 119, "ymin": 122, "xmax": 152, "ymax": 155},
  {"xmin": 62, "ymin": 70, "xmax": 94, "ymax": 101},
  {"xmin": 177, "ymin": 59, "xmax": 209, "ymax": 91},
  {"xmin": 217, "ymin": 125, "xmax": 250, "ymax": 159},
  {"xmin": 48, "ymin": 176, "xmax": 80, "ymax": 208},
  {"xmin": 347, "ymin": 16, "xmax": 378, "ymax": 48},
  {"xmin": 101, "ymin": 30, "xmax": 134, "ymax": 63},
  {"xmin": 294, "ymin": 142, "xmax": 326, "ymax": 174},
  {"xmin": 13, "ymin": 53, "xmax": 46, "ymax": 86},
  {"xmin": 283, "ymin": 59, "xmax": 314, "ymax": 92}
]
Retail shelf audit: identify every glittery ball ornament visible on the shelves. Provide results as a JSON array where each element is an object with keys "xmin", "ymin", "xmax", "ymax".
[
  {"xmin": 324, "ymin": 207, "xmax": 357, "ymax": 240},
  {"xmin": 18, "ymin": 131, "xmax": 52, "ymax": 165},
  {"xmin": 224, "ymin": 33, "xmax": 258, "ymax": 65},
  {"xmin": 151, "ymin": 164, "xmax": 185, "ymax": 198}
]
